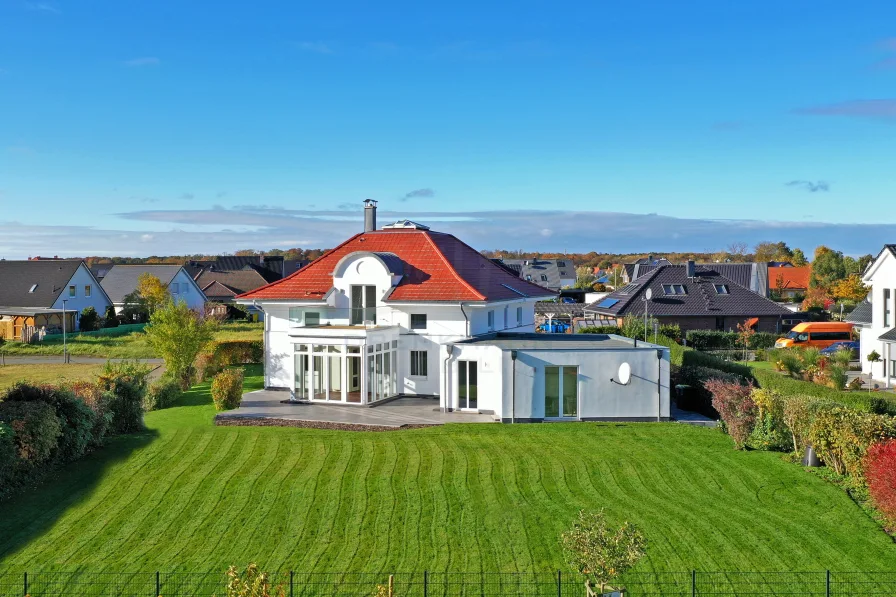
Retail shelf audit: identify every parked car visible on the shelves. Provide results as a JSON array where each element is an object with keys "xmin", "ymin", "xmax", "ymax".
[
  {"xmin": 820, "ymin": 341, "xmax": 859, "ymax": 359},
  {"xmin": 774, "ymin": 322, "xmax": 854, "ymax": 350}
]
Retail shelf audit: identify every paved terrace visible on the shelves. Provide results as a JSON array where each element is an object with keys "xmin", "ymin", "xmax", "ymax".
[{"xmin": 215, "ymin": 390, "xmax": 496, "ymax": 430}]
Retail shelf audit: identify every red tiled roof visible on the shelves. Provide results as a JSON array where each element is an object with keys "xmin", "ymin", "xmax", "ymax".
[
  {"xmin": 769, "ymin": 266, "xmax": 810, "ymax": 290},
  {"xmin": 237, "ymin": 229, "xmax": 555, "ymax": 302}
]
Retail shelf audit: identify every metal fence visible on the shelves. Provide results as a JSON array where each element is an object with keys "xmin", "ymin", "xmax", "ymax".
[{"xmin": 1, "ymin": 570, "xmax": 895, "ymax": 597}]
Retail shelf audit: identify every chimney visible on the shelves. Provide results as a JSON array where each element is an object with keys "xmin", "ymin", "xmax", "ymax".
[
  {"xmin": 686, "ymin": 260, "xmax": 696, "ymax": 279},
  {"xmin": 363, "ymin": 199, "xmax": 378, "ymax": 232}
]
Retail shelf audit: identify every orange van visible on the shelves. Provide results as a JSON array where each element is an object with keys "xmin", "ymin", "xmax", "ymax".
[{"xmin": 774, "ymin": 322, "xmax": 854, "ymax": 349}]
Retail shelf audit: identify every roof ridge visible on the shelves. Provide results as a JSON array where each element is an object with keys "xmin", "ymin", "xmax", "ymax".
[{"xmin": 420, "ymin": 231, "xmax": 486, "ymax": 301}]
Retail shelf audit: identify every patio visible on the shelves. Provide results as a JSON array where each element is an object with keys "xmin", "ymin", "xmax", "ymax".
[{"xmin": 215, "ymin": 390, "xmax": 496, "ymax": 430}]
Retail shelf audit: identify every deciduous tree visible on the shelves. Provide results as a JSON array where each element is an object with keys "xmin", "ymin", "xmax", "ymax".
[
  {"xmin": 136, "ymin": 273, "xmax": 170, "ymax": 314},
  {"xmin": 791, "ymin": 248, "xmax": 808, "ymax": 266},
  {"xmin": 145, "ymin": 300, "xmax": 218, "ymax": 389},
  {"xmin": 574, "ymin": 266, "xmax": 596, "ymax": 289},
  {"xmin": 561, "ymin": 509, "xmax": 646, "ymax": 594},
  {"xmin": 830, "ymin": 275, "xmax": 869, "ymax": 302}
]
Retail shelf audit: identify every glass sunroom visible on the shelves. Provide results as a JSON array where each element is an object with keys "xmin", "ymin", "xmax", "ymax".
[{"xmin": 291, "ymin": 333, "xmax": 400, "ymax": 405}]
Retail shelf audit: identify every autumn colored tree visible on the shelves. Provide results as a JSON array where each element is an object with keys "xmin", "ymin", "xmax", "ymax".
[
  {"xmin": 736, "ymin": 320, "xmax": 756, "ymax": 362},
  {"xmin": 136, "ymin": 273, "xmax": 170, "ymax": 314},
  {"xmin": 810, "ymin": 246, "xmax": 847, "ymax": 289},
  {"xmin": 791, "ymin": 248, "xmax": 808, "ymax": 266},
  {"xmin": 865, "ymin": 440, "xmax": 896, "ymax": 528},
  {"xmin": 830, "ymin": 275, "xmax": 869, "ymax": 302},
  {"xmin": 801, "ymin": 286, "xmax": 829, "ymax": 310}
]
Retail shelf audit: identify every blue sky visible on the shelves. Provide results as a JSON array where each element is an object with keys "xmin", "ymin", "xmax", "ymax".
[{"xmin": 1, "ymin": 0, "xmax": 895, "ymax": 258}]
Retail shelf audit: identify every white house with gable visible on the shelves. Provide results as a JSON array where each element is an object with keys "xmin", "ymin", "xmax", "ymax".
[
  {"xmin": 236, "ymin": 201, "xmax": 671, "ymax": 422},
  {"xmin": 859, "ymin": 244, "xmax": 896, "ymax": 387}
]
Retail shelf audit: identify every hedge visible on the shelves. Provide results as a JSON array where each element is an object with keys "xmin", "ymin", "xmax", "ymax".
[
  {"xmin": 751, "ymin": 367, "xmax": 896, "ymax": 416},
  {"xmin": 210, "ymin": 340, "xmax": 263, "ymax": 365},
  {"xmin": 685, "ymin": 330, "xmax": 778, "ymax": 351}
]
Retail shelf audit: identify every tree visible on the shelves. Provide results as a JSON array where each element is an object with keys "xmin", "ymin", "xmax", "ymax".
[
  {"xmin": 727, "ymin": 242, "xmax": 748, "ymax": 260},
  {"xmin": 103, "ymin": 305, "xmax": 119, "ymax": 328},
  {"xmin": 830, "ymin": 275, "xmax": 869, "ymax": 302},
  {"xmin": 810, "ymin": 246, "xmax": 846, "ymax": 289},
  {"xmin": 791, "ymin": 248, "xmax": 808, "ymax": 266},
  {"xmin": 574, "ymin": 266, "xmax": 596, "ymax": 290},
  {"xmin": 79, "ymin": 307, "xmax": 99, "ymax": 332},
  {"xmin": 561, "ymin": 509, "xmax": 646, "ymax": 595},
  {"xmin": 736, "ymin": 320, "xmax": 756, "ymax": 363},
  {"xmin": 801, "ymin": 286, "xmax": 829, "ymax": 311},
  {"xmin": 867, "ymin": 351, "xmax": 882, "ymax": 392},
  {"xmin": 136, "ymin": 273, "xmax": 170, "ymax": 313},
  {"xmin": 144, "ymin": 300, "xmax": 218, "ymax": 389},
  {"xmin": 752, "ymin": 242, "xmax": 780, "ymax": 264}
]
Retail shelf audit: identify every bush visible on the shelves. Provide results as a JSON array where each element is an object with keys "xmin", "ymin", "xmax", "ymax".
[
  {"xmin": 67, "ymin": 381, "xmax": 114, "ymax": 447},
  {"xmin": 705, "ymin": 378, "xmax": 756, "ymax": 449},
  {"xmin": 781, "ymin": 395, "xmax": 831, "ymax": 455},
  {"xmin": 0, "ymin": 400, "xmax": 62, "ymax": 464},
  {"xmin": 211, "ymin": 369, "xmax": 245, "ymax": 411},
  {"xmin": 675, "ymin": 366, "xmax": 747, "ymax": 417},
  {"xmin": 579, "ymin": 326, "xmax": 622, "ymax": 335},
  {"xmin": 2, "ymin": 383, "xmax": 97, "ymax": 462},
  {"xmin": 212, "ymin": 340, "xmax": 264, "ymax": 365},
  {"xmin": 560, "ymin": 509, "xmax": 646, "ymax": 594},
  {"xmin": 825, "ymin": 365, "xmax": 848, "ymax": 391},
  {"xmin": 808, "ymin": 406, "xmax": 896, "ymax": 477},
  {"xmin": 103, "ymin": 305, "xmax": 119, "ymax": 328},
  {"xmin": 98, "ymin": 360, "xmax": 151, "ymax": 433},
  {"xmin": 752, "ymin": 367, "xmax": 896, "ymax": 415},
  {"xmin": 194, "ymin": 351, "xmax": 223, "ymax": 383},
  {"xmin": 658, "ymin": 324, "xmax": 682, "ymax": 343},
  {"xmin": 866, "ymin": 440, "xmax": 896, "ymax": 528},
  {"xmin": 144, "ymin": 376, "xmax": 182, "ymax": 411},
  {"xmin": 0, "ymin": 421, "xmax": 16, "ymax": 489},
  {"xmin": 685, "ymin": 330, "xmax": 777, "ymax": 351},
  {"xmin": 779, "ymin": 351, "xmax": 804, "ymax": 377},
  {"xmin": 748, "ymin": 388, "xmax": 790, "ymax": 452},
  {"xmin": 79, "ymin": 306, "xmax": 100, "ymax": 332}
]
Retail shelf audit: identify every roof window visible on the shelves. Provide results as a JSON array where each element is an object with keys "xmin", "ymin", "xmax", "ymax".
[
  {"xmin": 714, "ymin": 284, "xmax": 730, "ymax": 295},
  {"xmin": 662, "ymin": 284, "xmax": 687, "ymax": 295},
  {"xmin": 29, "ymin": 284, "xmax": 38, "ymax": 293}
]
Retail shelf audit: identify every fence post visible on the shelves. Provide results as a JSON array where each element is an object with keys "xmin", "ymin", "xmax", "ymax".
[
  {"xmin": 826, "ymin": 570, "xmax": 831, "ymax": 597},
  {"xmin": 557, "ymin": 570, "xmax": 561, "ymax": 597},
  {"xmin": 290, "ymin": 571, "xmax": 294, "ymax": 597},
  {"xmin": 691, "ymin": 570, "xmax": 696, "ymax": 597},
  {"xmin": 155, "ymin": 571, "xmax": 160, "ymax": 597},
  {"xmin": 23, "ymin": 572, "xmax": 27, "ymax": 597},
  {"xmin": 424, "ymin": 570, "xmax": 428, "ymax": 597}
]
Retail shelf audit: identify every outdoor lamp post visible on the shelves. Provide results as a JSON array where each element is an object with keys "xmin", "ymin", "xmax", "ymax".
[{"xmin": 642, "ymin": 288, "xmax": 653, "ymax": 342}]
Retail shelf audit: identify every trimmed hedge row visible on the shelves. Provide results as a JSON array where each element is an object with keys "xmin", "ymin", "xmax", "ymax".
[
  {"xmin": 194, "ymin": 340, "xmax": 263, "ymax": 383},
  {"xmin": 685, "ymin": 329, "xmax": 778, "ymax": 351},
  {"xmin": 751, "ymin": 367, "xmax": 896, "ymax": 416}
]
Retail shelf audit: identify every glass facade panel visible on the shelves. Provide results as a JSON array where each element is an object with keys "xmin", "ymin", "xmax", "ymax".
[
  {"xmin": 351, "ymin": 286, "xmax": 364, "ymax": 324},
  {"xmin": 313, "ymin": 355, "xmax": 325, "ymax": 399},
  {"xmin": 468, "ymin": 361, "xmax": 477, "ymax": 408},
  {"xmin": 376, "ymin": 353, "xmax": 384, "ymax": 401},
  {"xmin": 383, "ymin": 352, "xmax": 392, "ymax": 399},
  {"xmin": 562, "ymin": 367, "xmax": 578, "ymax": 418},
  {"xmin": 365, "ymin": 285, "xmax": 376, "ymax": 323},
  {"xmin": 458, "ymin": 361, "xmax": 468, "ymax": 406},
  {"xmin": 367, "ymin": 356, "xmax": 375, "ymax": 402},
  {"xmin": 544, "ymin": 366, "xmax": 560, "ymax": 418},
  {"xmin": 348, "ymin": 356, "xmax": 362, "ymax": 403},
  {"xmin": 328, "ymin": 354, "xmax": 342, "ymax": 401},
  {"xmin": 294, "ymin": 354, "xmax": 309, "ymax": 400}
]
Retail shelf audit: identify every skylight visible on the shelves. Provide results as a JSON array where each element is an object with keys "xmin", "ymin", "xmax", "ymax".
[
  {"xmin": 662, "ymin": 284, "xmax": 687, "ymax": 295},
  {"xmin": 618, "ymin": 284, "xmax": 639, "ymax": 295},
  {"xmin": 596, "ymin": 298, "xmax": 620, "ymax": 309},
  {"xmin": 714, "ymin": 284, "xmax": 730, "ymax": 295},
  {"xmin": 29, "ymin": 284, "xmax": 38, "ymax": 293}
]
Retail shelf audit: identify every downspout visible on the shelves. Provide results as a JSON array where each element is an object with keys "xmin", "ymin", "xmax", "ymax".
[
  {"xmin": 459, "ymin": 302, "xmax": 470, "ymax": 337},
  {"xmin": 510, "ymin": 350, "xmax": 518, "ymax": 424},
  {"xmin": 444, "ymin": 344, "xmax": 455, "ymax": 411},
  {"xmin": 656, "ymin": 348, "xmax": 663, "ymax": 422}
]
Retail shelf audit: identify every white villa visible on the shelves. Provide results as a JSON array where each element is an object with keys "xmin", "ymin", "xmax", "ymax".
[
  {"xmin": 237, "ymin": 201, "xmax": 671, "ymax": 422},
  {"xmin": 858, "ymin": 244, "xmax": 896, "ymax": 387}
]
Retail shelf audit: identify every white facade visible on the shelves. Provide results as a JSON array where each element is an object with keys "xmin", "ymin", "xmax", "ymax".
[
  {"xmin": 242, "ymin": 248, "xmax": 671, "ymax": 421},
  {"xmin": 50, "ymin": 263, "xmax": 113, "ymax": 331},
  {"xmin": 860, "ymin": 248, "xmax": 896, "ymax": 387}
]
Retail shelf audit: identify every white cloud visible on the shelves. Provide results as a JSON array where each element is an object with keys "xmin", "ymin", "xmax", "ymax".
[{"xmin": 140, "ymin": 234, "xmax": 155, "ymax": 242}]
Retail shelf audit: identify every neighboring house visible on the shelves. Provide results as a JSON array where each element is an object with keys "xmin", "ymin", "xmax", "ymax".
[
  {"xmin": 584, "ymin": 261, "xmax": 792, "ymax": 333},
  {"xmin": 622, "ymin": 256, "xmax": 673, "ymax": 284},
  {"xmin": 100, "ymin": 265, "xmax": 207, "ymax": 316},
  {"xmin": 499, "ymin": 258, "xmax": 576, "ymax": 291},
  {"xmin": 195, "ymin": 268, "xmax": 273, "ymax": 320},
  {"xmin": 0, "ymin": 260, "xmax": 112, "ymax": 339},
  {"xmin": 236, "ymin": 201, "xmax": 671, "ymax": 421},
  {"xmin": 859, "ymin": 245, "xmax": 896, "ymax": 387},
  {"xmin": 768, "ymin": 266, "xmax": 810, "ymax": 300},
  {"xmin": 626, "ymin": 261, "xmax": 770, "ymax": 297},
  {"xmin": 184, "ymin": 255, "xmax": 304, "ymax": 281}
]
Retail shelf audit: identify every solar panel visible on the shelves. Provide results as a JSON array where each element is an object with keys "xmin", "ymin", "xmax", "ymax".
[{"xmin": 596, "ymin": 298, "xmax": 619, "ymax": 309}]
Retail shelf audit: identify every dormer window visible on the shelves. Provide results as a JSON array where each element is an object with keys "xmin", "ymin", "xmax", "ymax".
[
  {"xmin": 351, "ymin": 285, "xmax": 376, "ymax": 325},
  {"xmin": 714, "ymin": 284, "xmax": 730, "ymax": 295}
]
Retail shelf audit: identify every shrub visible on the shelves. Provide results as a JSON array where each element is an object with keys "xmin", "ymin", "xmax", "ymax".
[
  {"xmin": 67, "ymin": 381, "xmax": 114, "ymax": 447},
  {"xmin": 866, "ymin": 440, "xmax": 896, "ymax": 528},
  {"xmin": 802, "ymin": 346, "xmax": 822, "ymax": 368},
  {"xmin": 748, "ymin": 389, "xmax": 790, "ymax": 452},
  {"xmin": 560, "ymin": 509, "xmax": 646, "ymax": 594},
  {"xmin": 658, "ymin": 324, "xmax": 682, "ymax": 343},
  {"xmin": 830, "ymin": 347, "xmax": 853, "ymax": 369},
  {"xmin": 1, "ymin": 383, "xmax": 96, "ymax": 462},
  {"xmin": 144, "ymin": 376, "xmax": 182, "ymax": 411},
  {"xmin": 825, "ymin": 365, "xmax": 848, "ymax": 391},
  {"xmin": 103, "ymin": 305, "xmax": 119, "ymax": 328},
  {"xmin": 579, "ymin": 326, "xmax": 622, "ymax": 335},
  {"xmin": 79, "ymin": 306, "xmax": 100, "ymax": 332},
  {"xmin": 705, "ymin": 378, "xmax": 756, "ymax": 449},
  {"xmin": 194, "ymin": 351, "xmax": 223, "ymax": 383},
  {"xmin": 675, "ymin": 367, "xmax": 747, "ymax": 418},
  {"xmin": 779, "ymin": 351, "xmax": 804, "ymax": 378},
  {"xmin": 0, "ymin": 421, "xmax": 16, "ymax": 488},
  {"xmin": 224, "ymin": 564, "xmax": 285, "ymax": 597},
  {"xmin": 211, "ymin": 369, "xmax": 245, "ymax": 411},
  {"xmin": 212, "ymin": 340, "xmax": 264, "ymax": 365},
  {"xmin": 685, "ymin": 330, "xmax": 778, "ymax": 351},
  {"xmin": 98, "ymin": 360, "xmax": 151, "ymax": 434},
  {"xmin": 0, "ymin": 400, "xmax": 62, "ymax": 464},
  {"xmin": 808, "ymin": 406, "xmax": 896, "ymax": 476},
  {"xmin": 781, "ymin": 395, "xmax": 830, "ymax": 455},
  {"xmin": 620, "ymin": 315, "xmax": 660, "ymax": 341},
  {"xmin": 751, "ymin": 367, "xmax": 896, "ymax": 415}
]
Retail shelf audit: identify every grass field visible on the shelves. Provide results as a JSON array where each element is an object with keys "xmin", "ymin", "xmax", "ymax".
[
  {"xmin": 0, "ymin": 322, "xmax": 262, "ymax": 359},
  {"xmin": 0, "ymin": 364, "xmax": 894, "ymax": 573},
  {"xmin": 0, "ymin": 363, "xmax": 106, "ymax": 392}
]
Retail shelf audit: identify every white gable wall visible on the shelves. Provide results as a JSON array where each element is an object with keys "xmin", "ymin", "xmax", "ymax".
[
  {"xmin": 167, "ymin": 268, "xmax": 207, "ymax": 311},
  {"xmin": 861, "ymin": 249, "xmax": 896, "ymax": 384},
  {"xmin": 50, "ymin": 264, "xmax": 112, "ymax": 331}
]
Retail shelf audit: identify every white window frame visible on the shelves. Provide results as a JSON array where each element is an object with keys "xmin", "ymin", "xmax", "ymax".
[{"xmin": 410, "ymin": 350, "xmax": 428, "ymax": 377}]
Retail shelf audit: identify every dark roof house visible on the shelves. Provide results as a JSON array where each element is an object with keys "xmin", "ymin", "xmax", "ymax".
[
  {"xmin": 196, "ymin": 268, "xmax": 275, "ymax": 302},
  {"xmin": 585, "ymin": 262, "xmax": 791, "ymax": 333},
  {"xmin": 499, "ymin": 258, "xmax": 575, "ymax": 291}
]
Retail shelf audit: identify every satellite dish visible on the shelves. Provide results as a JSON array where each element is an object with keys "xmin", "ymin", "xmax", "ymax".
[
  {"xmin": 617, "ymin": 362, "xmax": 632, "ymax": 385},
  {"xmin": 645, "ymin": 288, "xmax": 653, "ymax": 301}
]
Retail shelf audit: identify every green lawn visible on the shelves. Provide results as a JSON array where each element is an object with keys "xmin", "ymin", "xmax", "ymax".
[
  {"xmin": 0, "ymin": 364, "xmax": 105, "ymax": 391},
  {"xmin": 0, "ymin": 322, "xmax": 262, "ymax": 359},
  {"xmin": 1, "ymin": 364, "xmax": 894, "ymax": 573}
]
